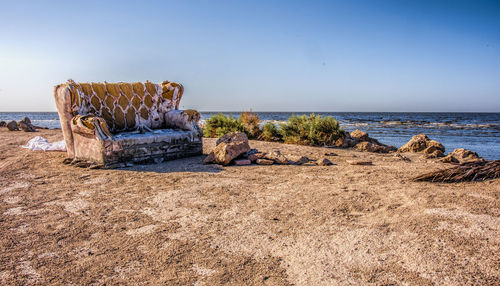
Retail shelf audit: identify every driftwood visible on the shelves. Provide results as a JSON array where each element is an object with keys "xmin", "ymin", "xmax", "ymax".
[{"xmin": 414, "ymin": 160, "xmax": 500, "ymax": 183}]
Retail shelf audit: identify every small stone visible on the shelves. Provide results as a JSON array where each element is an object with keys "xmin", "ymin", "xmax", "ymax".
[
  {"xmin": 6, "ymin": 120, "xmax": 19, "ymax": 131},
  {"xmin": 316, "ymin": 158, "xmax": 333, "ymax": 166},
  {"xmin": 234, "ymin": 159, "xmax": 251, "ymax": 165},
  {"xmin": 203, "ymin": 152, "xmax": 216, "ymax": 164},
  {"xmin": 264, "ymin": 150, "xmax": 290, "ymax": 164},
  {"xmin": 394, "ymin": 153, "xmax": 411, "ymax": 162},
  {"xmin": 439, "ymin": 154, "xmax": 459, "ymax": 164},
  {"xmin": 354, "ymin": 142, "xmax": 395, "ymax": 153},
  {"xmin": 424, "ymin": 149, "xmax": 444, "ymax": 159},
  {"xmin": 256, "ymin": 159, "xmax": 274, "ymax": 165},
  {"xmin": 335, "ymin": 137, "xmax": 357, "ymax": 148},
  {"xmin": 291, "ymin": 155, "xmax": 310, "ymax": 165},
  {"xmin": 0, "ymin": 121, "xmax": 6, "ymax": 127},
  {"xmin": 324, "ymin": 152, "xmax": 338, "ymax": 156},
  {"xmin": 245, "ymin": 149, "xmax": 259, "ymax": 156},
  {"xmin": 346, "ymin": 160, "xmax": 373, "ymax": 165},
  {"xmin": 248, "ymin": 152, "xmax": 266, "ymax": 162},
  {"xmin": 19, "ymin": 121, "xmax": 36, "ymax": 132}
]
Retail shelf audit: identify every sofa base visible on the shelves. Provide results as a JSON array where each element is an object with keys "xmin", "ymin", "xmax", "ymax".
[{"xmin": 72, "ymin": 129, "xmax": 203, "ymax": 168}]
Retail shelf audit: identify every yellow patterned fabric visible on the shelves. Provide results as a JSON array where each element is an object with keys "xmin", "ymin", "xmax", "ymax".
[
  {"xmin": 71, "ymin": 115, "xmax": 113, "ymax": 139},
  {"xmin": 66, "ymin": 80, "xmax": 183, "ymax": 133}
]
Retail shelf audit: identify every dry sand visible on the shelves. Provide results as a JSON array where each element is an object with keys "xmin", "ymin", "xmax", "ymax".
[{"xmin": 0, "ymin": 129, "xmax": 499, "ymax": 285}]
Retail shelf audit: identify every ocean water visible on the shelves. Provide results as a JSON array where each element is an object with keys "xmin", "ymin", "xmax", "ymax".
[{"xmin": 1, "ymin": 112, "xmax": 499, "ymax": 160}]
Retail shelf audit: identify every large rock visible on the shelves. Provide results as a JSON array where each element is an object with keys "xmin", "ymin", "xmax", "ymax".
[
  {"xmin": 399, "ymin": 134, "xmax": 445, "ymax": 158},
  {"xmin": 6, "ymin": 120, "xmax": 19, "ymax": 131},
  {"xmin": 399, "ymin": 134, "xmax": 428, "ymax": 152},
  {"xmin": 337, "ymin": 129, "xmax": 396, "ymax": 153},
  {"xmin": 207, "ymin": 132, "xmax": 251, "ymax": 165},
  {"xmin": 350, "ymin": 129, "xmax": 369, "ymax": 142},
  {"xmin": 440, "ymin": 148, "xmax": 480, "ymax": 164}
]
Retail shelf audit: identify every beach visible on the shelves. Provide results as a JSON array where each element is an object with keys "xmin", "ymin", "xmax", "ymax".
[{"xmin": 1, "ymin": 128, "xmax": 499, "ymax": 285}]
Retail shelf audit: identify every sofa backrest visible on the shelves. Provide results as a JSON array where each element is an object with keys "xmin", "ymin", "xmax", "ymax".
[{"xmin": 66, "ymin": 80, "xmax": 183, "ymax": 133}]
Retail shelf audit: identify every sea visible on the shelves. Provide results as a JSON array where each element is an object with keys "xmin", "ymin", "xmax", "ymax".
[{"xmin": 1, "ymin": 112, "xmax": 499, "ymax": 160}]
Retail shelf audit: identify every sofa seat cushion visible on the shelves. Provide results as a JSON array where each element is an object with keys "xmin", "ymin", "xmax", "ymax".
[{"xmin": 95, "ymin": 128, "xmax": 202, "ymax": 166}]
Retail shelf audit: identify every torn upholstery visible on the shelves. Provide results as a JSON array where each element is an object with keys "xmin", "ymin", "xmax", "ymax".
[{"xmin": 54, "ymin": 80, "xmax": 202, "ymax": 166}]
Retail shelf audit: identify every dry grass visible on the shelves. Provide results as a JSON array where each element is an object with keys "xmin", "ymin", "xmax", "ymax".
[{"xmin": 414, "ymin": 160, "xmax": 500, "ymax": 183}]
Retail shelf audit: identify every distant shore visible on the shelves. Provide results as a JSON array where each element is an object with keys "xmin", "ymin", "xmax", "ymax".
[{"xmin": 1, "ymin": 111, "xmax": 499, "ymax": 159}]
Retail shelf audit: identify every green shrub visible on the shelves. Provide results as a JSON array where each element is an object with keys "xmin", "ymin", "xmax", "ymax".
[
  {"xmin": 280, "ymin": 114, "xmax": 344, "ymax": 146},
  {"xmin": 240, "ymin": 111, "xmax": 261, "ymax": 139},
  {"xmin": 259, "ymin": 122, "xmax": 283, "ymax": 142},
  {"xmin": 203, "ymin": 113, "xmax": 245, "ymax": 138}
]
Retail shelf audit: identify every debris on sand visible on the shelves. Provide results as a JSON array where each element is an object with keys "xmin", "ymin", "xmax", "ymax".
[
  {"xmin": 346, "ymin": 160, "xmax": 373, "ymax": 166},
  {"xmin": 414, "ymin": 160, "xmax": 499, "ymax": 183}
]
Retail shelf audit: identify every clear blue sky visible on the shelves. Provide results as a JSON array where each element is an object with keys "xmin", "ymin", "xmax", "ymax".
[{"xmin": 1, "ymin": 0, "xmax": 499, "ymax": 112}]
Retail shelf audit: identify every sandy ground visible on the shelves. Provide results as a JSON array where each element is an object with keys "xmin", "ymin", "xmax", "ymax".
[{"xmin": 0, "ymin": 129, "xmax": 499, "ymax": 285}]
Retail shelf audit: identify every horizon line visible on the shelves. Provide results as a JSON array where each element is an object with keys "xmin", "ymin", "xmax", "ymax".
[{"xmin": 1, "ymin": 110, "xmax": 500, "ymax": 114}]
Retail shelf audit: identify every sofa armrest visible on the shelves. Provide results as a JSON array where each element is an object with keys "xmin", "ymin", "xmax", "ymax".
[
  {"xmin": 71, "ymin": 115, "xmax": 112, "ymax": 140},
  {"xmin": 54, "ymin": 84, "xmax": 76, "ymax": 158},
  {"xmin": 164, "ymin": 109, "xmax": 201, "ymax": 131}
]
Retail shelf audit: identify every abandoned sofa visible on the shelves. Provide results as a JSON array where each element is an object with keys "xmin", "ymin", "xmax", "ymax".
[{"xmin": 54, "ymin": 80, "xmax": 202, "ymax": 167}]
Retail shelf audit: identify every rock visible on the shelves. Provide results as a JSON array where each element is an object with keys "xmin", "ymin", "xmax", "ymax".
[
  {"xmin": 354, "ymin": 142, "xmax": 393, "ymax": 153},
  {"xmin": 264, "ymin": 150, "xmax": 290, "ymax": 164},
  {"xmin": 324, "ymin": 152, "xmax": 338, "ymax": 156},
  {"xmin": 248, "ymin": 152, "xmax": 266, "ymax": 162},
  {"xmin": 6, "ymin": 120, "xmax": 19, "ymax": 131},
  {"xmin": 245, "ymin": 149, "xmax": 259, "ymax": 157},
  {"xmin": 22, "ymin": 117, "xmax": 31, "ymax": 124},
  {"xmin": 350, "ymin": 129, "xmax": 369, "ymax": 142},
  {"xmin": 289, "ymin": 155, "xmax": 310, "ymax": 165},
  {"xmin": 337, "ymin": 130, "xmax": 396, "ymax": 153},
  {"xmin": 209, "ymin": 132, "xmax": 251, "ymax": 165},
  {"xmin": 424, "ymin": 149, "xmax": 444, "ymax": 159},
  {"xmin": 398, "ymin": 134, "xmax": 429, "ymax": 152},
  {"xmin": 440, "ymin": 148, "xmax": 480, "ymax": 164},
  {"xmin": 398, "ymin": 134, "xmax": 445, "ymax": 155},
  {"xmin": 203, "ymin": 152, "xmax": 216, "ymax": 164},
  {"xmin": 450, "ymin": 148, "xmax": 479, "ymax": 162},
  {"xmin": 346, "ymin": 160, "xmax": 373, "ymax": 165},
  {"xmin": 316, "ymin": 158, "xmax": 333, "ymax": 166},
  {"xmin": 439, "ymin": 154, "xmax": 460, "ymax": 164},
  {"xmin": 427, "ymin": 140, "xmax": 445, "ymax": 152},
  {"xmin": 0, "ymin": 121, "xmax": 6, "ymax": 127},
  {"xmin": 256, "ymin": 159, "xmax": 274, "ymax": 165},
  {"xmin": 19, "ymin": 121, "xmax": 36, "ymax": 132},
  {"xmin": 335, "ymin": 136, "xmax": 357, "ymax": 148},
  {"xmin": 394, "ymin": 153, "xmax": 411, "ymax": 162},
  {"xmin": 216, "ymin": 132, "xmax": 248, "ymax": 146},
  {"xmin": 234, "ymin": 159, "xmax": 252, "ymax": 165}
]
